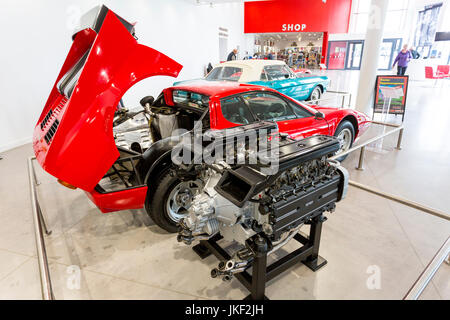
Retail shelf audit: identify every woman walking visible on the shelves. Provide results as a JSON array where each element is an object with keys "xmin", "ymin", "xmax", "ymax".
[{"xmin": 392, "ymin": 44, "xmax": 412, "ymax": 76}]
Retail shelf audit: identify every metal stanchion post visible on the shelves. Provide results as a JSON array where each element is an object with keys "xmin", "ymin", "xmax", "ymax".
[
  {"xmin": 396, "ymin": 128, "xmax": 404, "ymax": 150},
  {"xmin": 356, "ymin": 146, "xmax": 365, "ymax": 171},
  {"xmin": 404, "ymin": 237, "xmax": 450, "ymax": 300},
  {"xmin": 28, "ymin": 157, "xmax": 54, "ymax": 300},
  {"xmin": 37, "ymin": 201, "xmax": 52, "ymax": 236}
]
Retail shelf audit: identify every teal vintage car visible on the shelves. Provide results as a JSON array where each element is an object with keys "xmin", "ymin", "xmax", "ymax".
[{"xmin": 173, "ymin": 60, "xmax": 329, "ymax": 101}]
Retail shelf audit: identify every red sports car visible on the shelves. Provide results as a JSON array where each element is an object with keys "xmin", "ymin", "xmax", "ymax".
[{"xmin": 33, "ymin": 6, "xmax": 370, "ymax": 232}]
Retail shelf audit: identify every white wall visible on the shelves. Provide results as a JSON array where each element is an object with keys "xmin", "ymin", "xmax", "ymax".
[{"xmin": 0, "ymin": 0, "xmax": 252, "ymax": 152}]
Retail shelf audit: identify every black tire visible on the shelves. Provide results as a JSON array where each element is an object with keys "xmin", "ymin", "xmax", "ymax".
[
  {"xmin": 308, "ymin": 86, "xmax": 322, "ymax": 102},
  {"xmin": 333, "ymin": 120, "xmax": 355, "ymax": 162},
  {"xmin": 145, "ymin": 166, "xmax": 203, "ymax": 233},
  {"xmin": 145, "ymin": 167, "xmax": 182, "ymax": 233}
]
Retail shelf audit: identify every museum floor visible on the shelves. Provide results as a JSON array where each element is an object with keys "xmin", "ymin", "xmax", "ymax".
[{"xmin": 0, "ymin": 71, "xmax": 449, "ymax": 300}]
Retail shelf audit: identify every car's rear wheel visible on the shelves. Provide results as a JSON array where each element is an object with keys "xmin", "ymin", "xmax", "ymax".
[
  {"xmin": 333, "ymin": 120, "xmax": 355, "ymax": 162},
  {"xmin": 145, "ymin": 167, "xmax": 203, "ymax": 233},
  {"xmin": 308, "ymin": 86, "xmax": 322, "ymax": 102}
]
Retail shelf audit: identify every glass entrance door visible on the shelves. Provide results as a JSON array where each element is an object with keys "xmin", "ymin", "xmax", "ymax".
[
  {"xmin": 327, "ymin": 41, "xmax": 347, "ymax": 70},
  {"xmin": 378, "ymin": 38, "xmax": 402, "ymax": 70},
  {"xmin": 346, "ymin": 41, "xmax": 364, "ymax": 70}
]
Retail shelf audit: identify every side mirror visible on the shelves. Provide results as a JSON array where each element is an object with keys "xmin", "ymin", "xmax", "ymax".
[
  {"xmin": 314, "ymin": 111, "xmax": 325, "ymax": 120},
  {"xmin": 140, "ymin": 96, "xmax": 154, "ymax": 108}
]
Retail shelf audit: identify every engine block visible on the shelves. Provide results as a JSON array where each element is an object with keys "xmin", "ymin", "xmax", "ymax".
[{"xmin": 177, "ymin": 123, "xmax": 348, "ymax": 250}]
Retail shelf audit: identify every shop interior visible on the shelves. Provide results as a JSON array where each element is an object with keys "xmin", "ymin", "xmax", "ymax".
[{"xmin": 253, "ymin": 32, "xmax": 324, "ymax": 69}]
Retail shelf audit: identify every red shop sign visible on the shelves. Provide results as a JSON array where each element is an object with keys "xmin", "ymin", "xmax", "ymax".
[{"xmin": 244, "ymin": 0, "xmax": 352, "ymax": 34}]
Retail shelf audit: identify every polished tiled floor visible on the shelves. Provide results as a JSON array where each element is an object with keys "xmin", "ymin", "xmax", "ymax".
[{"xmin": 0, "ymin": 71, "xmax": 449, "ymax": 300}]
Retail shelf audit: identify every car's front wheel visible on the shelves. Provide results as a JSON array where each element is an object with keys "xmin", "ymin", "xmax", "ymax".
[
  {"xmin": 145, "ymin": 167, "xmax": 203, "ymax": 233},
  {"xmin": 333, "ymin": 120, "xmax": 355, "ymax": 162},
  {"xmin": 308, "ymin": 86, "xmax": 322, "ymax": 102}
]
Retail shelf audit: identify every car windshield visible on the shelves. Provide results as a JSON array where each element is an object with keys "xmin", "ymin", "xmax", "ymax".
[
  {"xmin": 173, "ymin": 90, "xmax": 209, "ymax": 109},
  {"xmin": 206, "ymin": 66, "xmax": 243, "ymax": 82},
  {"xmin": 242, "ymin": 92, "xmax": 297, "ymax": 121},
  {"xmin": 264, "ymin": 65, "xmax": 294, "ymax": 81}
]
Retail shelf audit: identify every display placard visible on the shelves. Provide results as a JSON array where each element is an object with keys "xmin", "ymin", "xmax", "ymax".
[{"xmin": 373, "ymin": 75, "xmax": 409, "ymax": 121}]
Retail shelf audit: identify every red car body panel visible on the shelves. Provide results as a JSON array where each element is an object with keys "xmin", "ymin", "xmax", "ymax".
[
  {"xmin": 167, "ymin": 81, "xmax": 370, "ymax": 141},
  {"xmin": 34, "ymin": 7, "xmax": 369, "ymax": 214},
  {"xmin": 86, "ymin": 187, "xmax": 148, "ymax": 213},
  {"xmin": 33, "ymin": 10, "xmax": 182, "ymax": 194}
]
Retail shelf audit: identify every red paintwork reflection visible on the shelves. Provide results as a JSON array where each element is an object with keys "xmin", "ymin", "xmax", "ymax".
[
  {"xmin": 33, "ymin": 11, "xmax": 182, "ymax": 192},
  {"xmin": 86, "ymin": 187, "xmax": 148, "ymax": 213}
]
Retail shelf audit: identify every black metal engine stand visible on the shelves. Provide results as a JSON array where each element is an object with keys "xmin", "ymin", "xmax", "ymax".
[{"xmin": 192, "ymin": 214, "xmax": 328, "ymax": 300}]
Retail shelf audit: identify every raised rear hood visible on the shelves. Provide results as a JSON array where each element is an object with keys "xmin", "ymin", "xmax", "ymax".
[{"xmin": 33, "ymin": 5, "xmax": 182, "ymax": 191}]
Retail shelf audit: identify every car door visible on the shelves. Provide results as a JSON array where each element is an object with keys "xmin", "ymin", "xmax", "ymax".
[{"xmin": 242, "ymin": 92, "xmax": 329, "ymax": 139}]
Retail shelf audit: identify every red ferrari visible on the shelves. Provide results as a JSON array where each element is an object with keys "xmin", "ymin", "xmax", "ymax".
[{"xmin": 33, "ymin": 6, "xmax": 370, "ymax": 232}]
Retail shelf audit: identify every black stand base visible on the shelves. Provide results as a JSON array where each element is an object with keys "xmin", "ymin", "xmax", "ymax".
[
  {"xmin": 302, "ymin": 255, "xmax": 327, "ymax": 271},
  {"xmin": 192, "ymin": 215, "xmax": 327, "ymax": 300},
  {"xmin": 192, "ymin": 242, "xmax": 212, "ymax": 259}
]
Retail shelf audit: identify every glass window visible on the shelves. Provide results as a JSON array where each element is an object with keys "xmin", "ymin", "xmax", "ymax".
[
  {"xmin": 356, "ymin": 0, "xmax": 370, "ymax": 13},
  {"xmin": 385, "ymin": 11, "xmax": 404, "ymax": 33},
  {"xmin": 388, "ymin": 0, "xmax": 408, "ymax": 11},
  {"xmin": 260, "ymin": 69, "xmax": 268, "ymax": 81},
  {"xmin": 289, "ymin": 102, "xmax": 313, "ymax": 118},
  {"xmin": 173, "ymin": 90, "xmax": 209, "ymax": 108},
  {"xmin": 263, "ymin": 65, "xmax": 293, "ymax": 80},
  {"xmin": 205, "ymin": 67, "xmax": 222, "ymax": 80},
  {"xmin": 242, "ymin": 93, "xmax": 297, "ymax": 121},
  {"xmin": 354, "ymin": 13, "xmax": 368, "ymax": 34},
  {"xmin": 221, "ymin": 96, "xmax": 254, "ymax": 125},
  {"xmin": 206, "ymin": 66, "xmax": 243, "ymax": 81}
]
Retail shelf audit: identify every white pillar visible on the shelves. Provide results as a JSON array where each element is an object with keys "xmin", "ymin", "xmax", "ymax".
[{"xmin": 355, "ymin": 0, "xmax": 389, "ymax": 115}]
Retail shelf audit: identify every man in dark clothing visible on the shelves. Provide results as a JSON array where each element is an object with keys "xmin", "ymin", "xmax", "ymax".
[
  {"xmin": 410, "ymin": 47, "xmax": 420, "ymax": 59},
  {"xmin": 227, "ymin": 49, "xmax": 238, "ymax": 61}
]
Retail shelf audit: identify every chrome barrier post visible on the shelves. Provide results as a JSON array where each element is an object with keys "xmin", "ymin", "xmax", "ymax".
[
  {"xmin": 28, "ymin": 157, "xmax": 54, "ymax": 300},
  {"xmin": 33, "ymin": 164, "xmax": 40, "ymax": 186},
  {"xmin": 37, "ymin": 201, "xmax": 52, "ymax": 236},
  {"xmin": 404, "ymin": 237, "xmax": 450, "ymax": 300},
  {"xmin": 349, "ymin": 180, "xmax": 450, "ymax": 221},
  {"xmin": 356, "ymin": 146, "xmax": 365, "ymax": 171},
  {"xmin": 396, "ymin": 128, "xmax": 404, "ymax": 150}
]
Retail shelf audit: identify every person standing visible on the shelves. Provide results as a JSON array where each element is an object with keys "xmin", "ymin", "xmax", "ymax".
[
  {"xmin": 409, "ymin": 46, "xmax": 420, "ymax": 59},
  {"xmin": 288, "ymin": 50, "xmax": 293, "ymax": 66},
  {"xmin": 392, "ymin": 44, "xmax": 412, "ymax": 76},
  {"xmin": 227, "ymin": 48, "xmax": 238, "ymax": 61}
]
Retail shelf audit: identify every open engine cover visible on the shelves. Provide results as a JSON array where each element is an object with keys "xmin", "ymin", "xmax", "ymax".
[{"xmin": 32, "ymin": 5, "xmax": 182, "ymax": 191}]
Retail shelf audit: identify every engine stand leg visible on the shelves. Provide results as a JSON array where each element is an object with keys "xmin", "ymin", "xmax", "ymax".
[
  {"xmin": 302, "ymin": 215, "xmax": 327, "ymax": 271},
  {"xmin": 244, "ymin": 235, "xmax": 269, "ymax": 300},
  {"xmin": 192, "ymin": 242, "xmax": 212, "ymax": 259}
]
